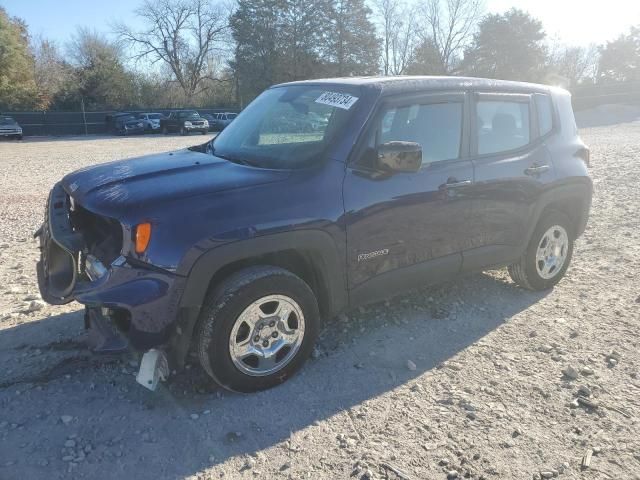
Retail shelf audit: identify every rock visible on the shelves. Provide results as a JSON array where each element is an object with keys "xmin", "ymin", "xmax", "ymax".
[
  {"xmin": 562, "ymin": 366, "xmax": 579, "ymax": 380},
  {"xmin": 242, "ymin": 457, "xmax": 256, "ymax": 470},
  {"xmin": 64, "ymin": 440, "xmax": 76, "ymax": 448},
  {"xmin": 580, "ymin": 366, "xmax": 594, "ymax": 376},
  {"xmin": 190, "ymin": 413, "xmax": 199, "ymax": 420},
  {"xmin": 27, "ymin": 300, "xmax": 45, "ymax": 312},
  {"xmin": 447, "ymin": 470, "xmax": 459, "ymax": 479},
  {"xmin": 406, "ymin": 360, "xmax": 417, "ymax": 371},
  {"xmin": 538, "ymin": 345, "xmax": 553, "ymax": 353},
  {"xmin": 62, "ymin": 455, "xmax": 74, "ymax": 462},
  {"xmin": 540, "ymin": 471, "xmax": 554, "ymax": 479},
  {"xmin": 60, "ymin": 415, "xmax": 73, "ymax": 425},
  {"xmin": 577, "ymin": 385, "xmax": 592, "ymax": 397},
  {"xmin": 608, "ymin": 358, "xmax": 618, "ymax": 367}
]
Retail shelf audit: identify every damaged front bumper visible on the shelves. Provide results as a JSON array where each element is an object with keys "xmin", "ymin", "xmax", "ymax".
[{"xmin": 36, "ymin": 183, "xmax": 186, "ymax": 357}]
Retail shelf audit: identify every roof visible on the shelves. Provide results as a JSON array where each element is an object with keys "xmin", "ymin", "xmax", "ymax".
[{"xmin": 275, "ymin": 76, "xmax": 561, "ymax": 96}]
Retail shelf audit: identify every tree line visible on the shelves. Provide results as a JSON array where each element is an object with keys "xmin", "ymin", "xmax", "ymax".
[{"xmin": 1, "ymin": 0, "xmax": 638, "ymax": 111}]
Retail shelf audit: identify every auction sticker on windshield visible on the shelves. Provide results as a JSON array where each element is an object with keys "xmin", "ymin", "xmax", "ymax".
[{"xmin": 315, "ymin": 92, "xmax": 359, "ymax": 110}]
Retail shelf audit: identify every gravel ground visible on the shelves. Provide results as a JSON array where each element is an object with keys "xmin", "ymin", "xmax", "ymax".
[{"xmin": 0, "ymin": 125, "xmax": 639, "ymax": 480}]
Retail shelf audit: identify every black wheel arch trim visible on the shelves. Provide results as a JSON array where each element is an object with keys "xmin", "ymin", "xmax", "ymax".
[
  {"xmin": 168, "ymin": 229, "xmax": 347, "ymax": 369},
  {"xmin": 525, "ymin": 179, "xmax": 592, "ymax": 247}
]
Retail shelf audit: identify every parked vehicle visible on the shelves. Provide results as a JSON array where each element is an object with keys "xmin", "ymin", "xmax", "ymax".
[
  {"xmin": 36, "ymin": 77, "xmax": 591, "ymax": 393},
  {"xmin": 160, "ymin": 110, "xmax": 209, "ymax": 135},
  {"xmin": 200, "ymin": 113, "xmax": 217, "ymax": 132},
  {"xmin": 105, "ymin": 113, "xmax": 145, "ymax": 136},
  {"xmin": 0, "ymin": 115, "xmax": 23, "ymax": 140},
  {"xmin": 137, "ymin": 113, "xmax": 164, "ymax": 133},
  {"xmin": 210, "ymin": 112, "xmax": 237, "ymax": 131}
]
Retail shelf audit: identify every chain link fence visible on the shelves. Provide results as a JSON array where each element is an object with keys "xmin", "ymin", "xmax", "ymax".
[{"xmin": 2, "ymin": 108, "xmax": 239, "ymax": 137}]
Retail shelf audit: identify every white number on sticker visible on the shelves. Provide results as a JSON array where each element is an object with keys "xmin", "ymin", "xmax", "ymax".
[{"xmin": 315, "ymin": 92, "xmax": 359, "ymax": 110}]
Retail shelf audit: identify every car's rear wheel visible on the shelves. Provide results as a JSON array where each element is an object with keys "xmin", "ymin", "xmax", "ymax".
[
  {"xmin": 508, "ymin": 210, "xmax": 574, "ymax": 291},
  {"xmin": 196, "ymin": 266, "xmax": 320, "ymax": 393}
]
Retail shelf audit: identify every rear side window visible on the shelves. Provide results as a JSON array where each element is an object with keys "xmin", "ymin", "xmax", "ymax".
[
  {"xmin": 477, "ymin": 100, "xmax": 530, "ymax": 155},
  {"xmin": 535, "ymin": 94, "xmax": 553, "ymax": 136},
  {"xmin": 378, "ymin": 102, "xmax": 463, "ymax": 163}
]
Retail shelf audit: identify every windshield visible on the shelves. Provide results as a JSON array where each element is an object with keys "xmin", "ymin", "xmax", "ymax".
[
  {"xmin": 212, "ymin": 86, "xmax": 360, "ymax": 169},
  {"xmin": 180, "ymin": 111, "xmax": 200, "ymax": 119},
  {"xmin": 148, "ymin": 114, "xmax": 162, "ymax": 120},
  {"xmin": 227, "ymin": 113, "xmax": 237, "ymax": 119},
  {"xmin": 1, "ymin": 117, "xmax": 16, "ymax": 125}
]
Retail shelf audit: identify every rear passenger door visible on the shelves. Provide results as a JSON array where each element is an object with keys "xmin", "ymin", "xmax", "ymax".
[{"xmin": 464, "ymin": 92, "xmax": 555, "ymax": 269}]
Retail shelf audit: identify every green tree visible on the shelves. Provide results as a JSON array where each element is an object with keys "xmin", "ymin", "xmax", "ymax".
[
  {"xmin": 462, "ymin": 8, "xmax": 547, "ymax": 81},
  {"xmin": 406, "ymin": 37, "xmax": 442, "ymax": 74},
  {"xmin": 327, "ymin": 0, "xmax": 380, "ymax": 76},
  {"xmin": 230, "ymin": 0, "xmax": 282, "ymax": 105},
  {"xmin": 0, "ymin": 7, "xmax": 38, "ymax": 110},
  {"xmin": 63, "ymin": 28, "xmax": 137, "ymax": 110},
  {"xmin": 598, "ymin": 26, "xmax": 640, "ymax": 83}
]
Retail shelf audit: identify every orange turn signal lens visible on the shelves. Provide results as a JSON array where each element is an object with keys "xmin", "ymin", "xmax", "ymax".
[{"xmin": 135, "ymin": 222, "xmax": 152, "ymax": 254}]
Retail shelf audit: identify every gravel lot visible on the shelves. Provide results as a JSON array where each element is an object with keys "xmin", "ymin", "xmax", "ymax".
[{"xmin": 0, "ymin": 125, "xmax": 639, "ymax": 480}]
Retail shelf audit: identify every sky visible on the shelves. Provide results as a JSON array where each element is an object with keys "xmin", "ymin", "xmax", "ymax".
[{"xmin": 2, "ymin": 0, "xmax": 639, "ymax": 48}]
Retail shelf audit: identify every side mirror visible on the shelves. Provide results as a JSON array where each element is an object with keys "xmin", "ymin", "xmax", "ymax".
[{"xmin": 377, "ymin": 141, "xmax": 422, "ymax": 173}]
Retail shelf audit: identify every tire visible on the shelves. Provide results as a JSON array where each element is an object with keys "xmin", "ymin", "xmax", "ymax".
[
  {"xmin": 195, "ymin": 266, "xmax": 320, "ymax": 393},
  {"xmin": 508, "ymin": 210, "xmax": 574, "ymax": 291}
]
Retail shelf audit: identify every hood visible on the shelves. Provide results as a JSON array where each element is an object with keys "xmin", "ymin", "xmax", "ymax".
[{"xmin": 61, "ymin": 148, "xmax": 290, "ymax": 221}]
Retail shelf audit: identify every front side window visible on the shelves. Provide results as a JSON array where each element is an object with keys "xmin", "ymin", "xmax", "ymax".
[
  {"xmin": 377, "ymin": 101, "xmax": 463, "ymax": 163},
  {"xmin": 212, "ymin": 86, "xmax": 359, "ymax": 169},
  {"xmin": 477, "ymin": 100, "xmax": 530, "ymax": 155}
]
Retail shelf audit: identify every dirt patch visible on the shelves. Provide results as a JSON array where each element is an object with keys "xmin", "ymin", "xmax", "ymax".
[{"xmin": 0, "ymin": 128, "xmax": 639, "ymax": 479}]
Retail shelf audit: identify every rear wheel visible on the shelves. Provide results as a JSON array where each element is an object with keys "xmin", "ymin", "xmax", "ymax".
[
  {"xmin": 196, "ymin": 266, "xmax": 320, "ymax": 393},
  {"xmin": 508, "ymin": 210, "xmax": 574, "ymax": 290}
]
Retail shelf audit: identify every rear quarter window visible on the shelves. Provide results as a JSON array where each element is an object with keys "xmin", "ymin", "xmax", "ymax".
[{"xmin": 535, "ymin": 94, "xmax": 554, "ymax": 136}]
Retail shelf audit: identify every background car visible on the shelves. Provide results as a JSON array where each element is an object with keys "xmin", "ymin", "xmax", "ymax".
[
  {"xmin": 105, "ymin": 113, "xmax": 145, "ymax": 136},
  {"xmin": 160, "ymin": 110, "xmax": 209, "ymax": 135},
  {"xmin": 210, "ymin": 112, "xmax": 237, "ymax": 131},
  {"xmin": 137, "ymin": 113, "xmax": 164, "ymax": 133},
  {"xmin": 0, "ymin": 115, "xmax": 23, "ymax": 140},
  {"xmin": 200, "ymin": 113, "xmax": 217, "ymax": 132}
]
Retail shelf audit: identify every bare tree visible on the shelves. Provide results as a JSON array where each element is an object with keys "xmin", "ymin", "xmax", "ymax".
[
  {"xmin": 375, "ymin": 0, "xmax": 417, "ymax": 75},
  {"xmin": 419, "ymin": 0, "xmax": 483, "ymax": 74},
  {"xmin": 547, "ymin": 43, "xmax": 599, "ymax": 86},
  {"xmin": 115, "ymin": 0, "xmax": 229, "ymax": 100}
]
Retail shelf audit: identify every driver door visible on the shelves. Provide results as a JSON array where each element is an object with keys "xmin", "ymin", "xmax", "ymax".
[{"xmin": 343, "ymin": 92, "xmax": 475, "ymax": 305}]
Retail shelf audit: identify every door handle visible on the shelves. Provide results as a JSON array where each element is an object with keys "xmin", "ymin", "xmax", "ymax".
[
  {"xmin": 524, "ymin": 164, "xmax": 550, "ymax": 175},
  {"xmin": 445, "ymin": 179, "xmax": 472, "ymax": 188}
]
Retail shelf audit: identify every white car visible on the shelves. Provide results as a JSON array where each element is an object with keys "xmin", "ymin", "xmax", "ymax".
[{"xmin": 137, "ymin": 113, "xmax": 164, "ymax": 132}]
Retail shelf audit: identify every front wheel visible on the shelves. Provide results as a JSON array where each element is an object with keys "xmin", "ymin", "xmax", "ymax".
[
  {"xmin": 196, "ymin": 266, "xmax": 320, "ymax": 393},
  {"xmin": 508, "ymin": 210, "xmax": 574, "ymax": 290}
]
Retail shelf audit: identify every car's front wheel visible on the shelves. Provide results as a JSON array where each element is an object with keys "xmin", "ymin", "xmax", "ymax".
[
  {"xmin": 196, "ymin": 266, "xmax": 320, "ymax": 393},
  {"xmin": 508, "ymin": 210, "xmax": 574, "ymax": 290}
]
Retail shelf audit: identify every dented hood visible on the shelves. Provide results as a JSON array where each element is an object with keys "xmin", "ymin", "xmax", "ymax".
[{"xmin": 61, "ymin": 148, "xmax": 289, "ymax": 221}]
